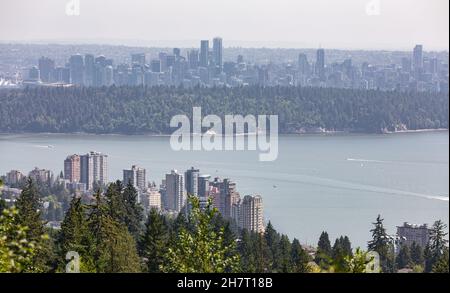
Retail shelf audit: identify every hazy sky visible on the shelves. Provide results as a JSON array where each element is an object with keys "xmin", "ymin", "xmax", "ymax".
[{"xmin": 0, "ymin": 0, "xmax": 448, "ymax": 50}]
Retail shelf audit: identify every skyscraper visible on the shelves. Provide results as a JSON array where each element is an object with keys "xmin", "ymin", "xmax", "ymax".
[
  {"xmin": 198, "ymin": 174, "xmax": 211, "ymax": 198},
  {"xmin": 213, "ymin": 37, "xmax": 223, "ymax": 72},
  {"xmin": 200, "ymin": 40, "xmax": 209, "ymax": 68},
  {"xmin": 413, "ymin": 44, "xmax": 424, "ymax": 71},
  {"xmin": 165, "ymin": 170, "xmax": 185, "ymax": 212},
  {"xmin": 38, "ymin": 57, "xmax": 55, "ymax": 82},
  {"xmin": 84, "ymin": 54, "xmax": 95, "ymax": 86},
  {"xmin": 69, "ymin": 54, "xmax": 84, "ymax": 85},
  {"xmin": 131, "ymin": 53, "xmax": 146, "ymax": 66},
  {"xmin": 241, "ymin": 195, "xmax": 264, "ymax": 233},
  {"xmin": 188, "ymin": 50, "xmax": 199, "ymax": 69},
  {"xmin": 315, "ymin": 48, "xmax": 325, "ymax": 80},
  {"xmin": 64, "ymin": 154, "xmax": 81, "ymax": 183},
  {"xmin": 185, "ymin": 167, "xmax": 199, "ymax": 196},
  {"xmin": 298, "ymin": 53, "xmax": 310, "ymax": 76},
  {"xmin": 80, "ymin": 151, "xmax": 108, "ymax": 190},
  {"xmin": 123, "ymin": 165, "xmax": 146, "ymax": 191}
]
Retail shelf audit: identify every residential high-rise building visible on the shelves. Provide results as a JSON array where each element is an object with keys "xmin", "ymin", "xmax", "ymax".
[
  {"xmin": 38, "ymin": 57, "xmax": 55, "ymax": 82},
  {"xmin": 200, "ymin": 40, "xmax": 209, "ymax": 68},
  {"xmin": 165, "ymin": 170, "xmax": 185, "ymax": 212},
  {"xmin": 241, "ymin": 195, "xmax": 264, "ymax": 233},
  {"xmin": 5, "ymin": 170, "xmax": 25, "ymax": 185},
  {"xmin": 29, "ymin": 167, "xmax": 53, "ymax": 183},
  {"xmin": 80, "ymin": 151, "xmax": 108, "ymax": 190},
  {"xmin": 159, "ymin": 52, "xmax": 168, "ymax": 72},
  {"xmin": 198, "ymin": 174, "xmax": 211, "ymax": 198},
  {"xmin": 397, "ymin": 222, "xmax": 431, "ymax": 248},
  {"xmin": 123, "ymin": 165, "xmax": 146, "ymax": 191},
  {"xmin": 64, "ymin": 154, "xmax": 81, "ymax": 183},
  {"xmin": 315, "ymin": 48, "xmax": 325, "ymax": 80},
  {"xmin": 213, "ymin": 37, "xmax": 223, "ymax": 72},
  {"xmin": 145, "ymin": 186, "xmax": 162, "ymax": 211},
  {"xmin": 69, "ymin": 54, "xmax": 84, "ymax": 85},
  {"xmin": 185, "ymin": 167, "xmax": 199, "ymax": 196}
]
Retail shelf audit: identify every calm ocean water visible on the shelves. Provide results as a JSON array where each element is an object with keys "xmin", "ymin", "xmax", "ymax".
[{"xmin": 0, "ymin": 131, "xmax": 448, "ymax": 248}]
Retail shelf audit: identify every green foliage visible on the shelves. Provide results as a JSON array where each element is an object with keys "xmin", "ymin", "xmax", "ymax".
[
  {"xmin": 161, "ymin": 196, "xmax": 240, "ymax": 273},
  {"xmin": 87, "ymin": 191, "xmax": 141, "ymax": 273},
  {"xmin": 425, "ymin": 220, "xmax": 449, "ymax": 272},
  {"xmin": 291, "ymin": 238, "xmax": 311, "ymax": 273},
  {"xmin": 140, "ymin": 208, "xmax": 168, "ymax": 272},
  {"xmin": 367, "ymin": 215, "xmax": 395, "ymax": 273},
  {"xmin": 431, "ymin": 247, "xmax": 449, "ymax": 273},
  {"xmin": 57, "ymin": 196, "xmax": 95, "ymax": 272},
  {"xmin": 396, "ymin": 244, "xmax": 412, "ymax": 269},
  {"xmin": 0, "ymin": 207, "xmax": 37, "ymax": 272},
  {"xmin": 0, "ymin": 86, "xmax": 447, "ymax": 134},
  {"xmin": 315, "ymin": 231, "xmax": 332, "ymax": 269},
  {"xmin": 410, "ymin": 242, "xmax": 424, "ymax": 266},
  {"xmin": 341, "ymin": 248, "xmax": 376, "ymax": 273}
]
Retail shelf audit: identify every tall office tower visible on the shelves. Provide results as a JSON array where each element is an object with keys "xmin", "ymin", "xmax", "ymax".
[
  {"xmin": 298, "ymin": 53, "xmax": 310, "ymax": 75},
  {"xmin": 64, "ymin": 154, "xmax": 81, "ymax": 183},
  {"xmin": 38, "ymin": 57, "xmax": 55, "ymax": 82},
  {"xmin": 80, "ymin": 151, "xmax": 108, "ymax": 190},
  {"xmin": 198, "ymin": 174, "xmax": 211, "ymax": 197},
  {"xmin": 173, "ymin": 48, "xmax": 181, "ymax": 59},
  {"xmin": 150, "ymin": 60, "xmax": 161, "ymax": 73},
  {"xmin": 159, "ymin": 52, "xmax": 168, "ymax": 72},
  {"xmin": 429, "ymin": 57, "xmax": 439, "ymax": 75},
  {"xmin": 28, "ymin": 66, "xmax": 40, "ymax": 81},
  {"xmin": 241, "ymin": 195, "xmax": 264, "ymax": 233},
  {"xmin": 200, "ymin": 40, "xmax": 209, "ymax": 67},
  {"xmin": 213, "ymin": 37, "xmax": 223, "ymax": 72},
  {"xmin": 413, "ymin": 44, "xmax": 423, "ymax": 71},
  {"xmin": 131, "ymin": 53, "xmax": 146, "ymax": 66},
  {"xmin": 188, "ymin": 50, "xmax": 199, "ymax": 69},
  {"xmin": 69, "ymin": 54, "xmax": 84, "ymax": 85},
  {"xmin": 166, "ymin": 55, "xmax": 176, "ymax": 68},
  {"xmin": 123, "ymin": 165, "xmax": 147, "ymax": 191},
  {"xmin": 315, "ymin": 48, "xmax": 325, "ymax": 80},
  {"xmin": 105, "ymin": 65, "xmax": 114, "ymax": 86},
  {"xmin": 55, "ymin": 66, "xmax": 71, "ymax": 83},
  {"xmin": 185, "ymin": 167, "xmax": 200, "ymax": 196},
  {"xmin": 84, "ymin": 54, "xmax": 95, "ymax": 86},
  {"xmin": 165, "ymin": 170, "xmax": 185, "ymax": 212}
]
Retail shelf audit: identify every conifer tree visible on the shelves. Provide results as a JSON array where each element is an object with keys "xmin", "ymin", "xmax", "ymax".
[
  {"xmin": 367, "ymin": 215, "xmax": 395, "ymax": 273},
  {"xmin": 396, "ymin": 244, "xmax": 412, "ymax": 269},
  {"xmin": 315, "ymin": 231, "xmax": 332, "ymax": 269},
  {"xmin": 141, "ymin": 208, "xmax": 168, "ymax": 272},
  {"xmin": 291, "ymin": 238, "xmax": 310, "ymax": 273}
]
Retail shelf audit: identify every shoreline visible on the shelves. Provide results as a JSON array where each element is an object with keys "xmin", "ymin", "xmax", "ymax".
[{"xmin": 0, "ymin": 128, "xmax": 448, "ymax": 138}]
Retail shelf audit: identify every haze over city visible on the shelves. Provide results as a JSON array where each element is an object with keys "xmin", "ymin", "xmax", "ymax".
[{"xmin": 0, "ymin": 0, "xmax": 448, "ymax": 51}]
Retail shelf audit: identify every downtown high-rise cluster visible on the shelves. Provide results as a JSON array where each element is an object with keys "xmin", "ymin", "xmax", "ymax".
[{"xmin": 16, "ymin": 40, "xmax": 448, "ymax": 93}]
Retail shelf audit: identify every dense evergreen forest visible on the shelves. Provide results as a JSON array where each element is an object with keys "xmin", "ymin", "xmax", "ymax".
[
  {"xmin": 1, "ymin": 179, "xmax": 448, "ymax": 273},
  {"xmin": 0, "ymin": 86, "xmax": 447, "ymax": 134}
]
